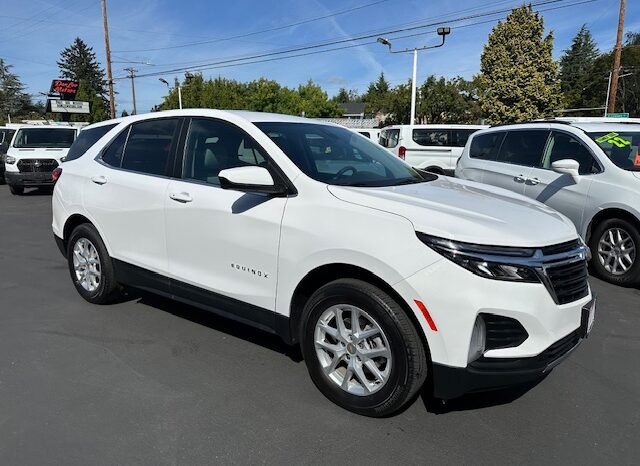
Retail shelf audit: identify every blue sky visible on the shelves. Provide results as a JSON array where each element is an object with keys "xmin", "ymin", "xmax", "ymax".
[{"xmin": 1, "ymin": 0, "xmax": 638, "ymax": 114}]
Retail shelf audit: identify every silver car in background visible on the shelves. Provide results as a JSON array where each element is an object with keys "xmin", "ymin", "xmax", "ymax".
[{"xmin": 456, "ymin": 120, "xmax": 640, "ymax": 287}]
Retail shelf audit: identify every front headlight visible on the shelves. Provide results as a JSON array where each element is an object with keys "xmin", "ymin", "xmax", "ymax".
[
  {"xmin": 417, "ymin": 233, "xmax": 540, "ymax": 283},
  {"xmin": 5, "ymin": 155, "xmax": 16, "ymax": 164}
]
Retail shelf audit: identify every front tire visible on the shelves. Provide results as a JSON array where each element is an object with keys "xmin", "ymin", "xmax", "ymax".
[
  {"xmin": 301, "ymin": 278, "xmax": 428, "ymax": 417},
  {"xmin": 8, "ymin": 184, "xmax": 23, "ymax": 195},
  {"xmin": 67, "ymin": 224, "xmax": 121, "ymax": 304},
  {"xmin": 590, "ymin": 218, "xmax": 640, "ymax": 286}
]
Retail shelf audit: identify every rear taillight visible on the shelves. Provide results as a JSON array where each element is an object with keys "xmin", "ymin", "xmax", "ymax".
[
  {"xmin": 398, "ymin": 146, "xmax": 406, "ymax": 160},
  {"xmin": 52, "ymin": 167, "xmax": 62, "ymax": 183}
]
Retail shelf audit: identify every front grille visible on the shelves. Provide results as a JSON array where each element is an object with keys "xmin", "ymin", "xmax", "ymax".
[
  {"xmin": 483, "ymin": 314, "xmax": 528, "ymax": 350},
  {"xmin": 17, "ymin": 159, "xmax": 58, "ymax": 173},
  {"xmin": 470, "ymin": 328, "xmax": 581, "ymax": 372},
  {"xmin": 541, "ymin": 239, "xmax": 581, "ymax": 256},
  {"xmin": 545, "ymin": 260, "xmax": 589, "ymax": 305}
]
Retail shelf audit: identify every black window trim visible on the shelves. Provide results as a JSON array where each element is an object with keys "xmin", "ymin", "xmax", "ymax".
[
  {"xmin": 174, "ymin": 116, "xmax": 297, "ymax": 197},
  {"xmin": 537, "ymin": 128, "xmax": 604, "ymax": 176},
  {"xmin": 95, "ymin": 117, "xmax": 184, "ymax": 180}
]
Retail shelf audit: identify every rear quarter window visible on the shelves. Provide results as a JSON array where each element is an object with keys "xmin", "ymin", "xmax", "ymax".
[
  {"xmin": 380, "ymin": 129, "xmax": 399, "ymax": 148},
  {"xmin": 65, "ymin": 124, "xmax": 118, "ymax": 161},
  {"xmin": 469, "ymin": 132, "xmax": 506, "ymax": 160}
]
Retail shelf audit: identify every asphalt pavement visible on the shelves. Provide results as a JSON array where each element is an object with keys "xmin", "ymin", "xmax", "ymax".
[{"xmin": 0, "ymin": 186, "xmax": 639, "ymax": 465}]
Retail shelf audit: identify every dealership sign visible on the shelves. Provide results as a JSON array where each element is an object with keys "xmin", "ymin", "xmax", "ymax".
[
  {"xmin": 50, "ymin": 100, "xmax": 90, "ymax": 114},
  {"xmin": 49, "ymin": 79, "xmax": 79, "ymax": 100}
]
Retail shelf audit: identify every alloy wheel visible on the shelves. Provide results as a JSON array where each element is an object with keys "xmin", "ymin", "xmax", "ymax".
[
  {"xmin": 72, "ymin": 238, "xmax": 102, "ymax": 292},
  {"xmin": 597, "ymin": 227, "xmax": 636, "ymax": 276},
  {"xmin": 314, "ymin": 304, "xmax": 392, "ymax": 396}
]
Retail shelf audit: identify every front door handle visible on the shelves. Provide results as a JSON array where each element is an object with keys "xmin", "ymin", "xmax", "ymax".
[
  {"xmin": 526, "ymin": 177, "xmax": 540, "ymax": 185},
  {"xmin": 169, "ymin": 192, "xmax": 193, "ymax": 203},
  {"xmin": 91, "ymin": 175, "xmax": 107, "ymax": 185},
  {"xmin": 514, "ymin": 174, "xmax": 526, "ymax": 183}
]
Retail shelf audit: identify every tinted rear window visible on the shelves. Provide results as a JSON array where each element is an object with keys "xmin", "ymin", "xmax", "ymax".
[
  {"xmin": 412, "ymin": 129, "xmax": 448, "ymax": 147},
  {"xmin": 497, "ymin": 130, "xmax": 549, "ymax": 166},
  {"xmin": 65, "ymin": 124, "xmax": 117, "ymax": 161},
  {"xmin": 469, "ymin": 132, "xmax": 506, "ymax": 160},
  {"xmin": 451, "ymin": 129, "xmax": 479, "ymax": 147}
]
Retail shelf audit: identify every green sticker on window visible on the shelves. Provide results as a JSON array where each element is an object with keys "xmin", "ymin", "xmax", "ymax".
[{"xmin": 595, "ymin": 132, "xmax": 632, "ymax": 148}]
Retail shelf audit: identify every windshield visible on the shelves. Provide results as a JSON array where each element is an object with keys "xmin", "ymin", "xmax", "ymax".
[
  {"xmin": 588, "ymin": 131, "xmax": 640, "ymax": 171},
  {"xmin": 13, "ymin": 128, "xmax": 76, "ymax": 149},
  {"xmin": 254, "ymin": 122, "xmax": 426, "ymax": 187}
]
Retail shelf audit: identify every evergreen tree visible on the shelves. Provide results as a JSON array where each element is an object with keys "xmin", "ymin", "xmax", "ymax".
[
  {"xmin": 57, "ymin": 38, "xmax": 107, "ymax": 101},
  {"xmin": 363, "ymin": 72, "xmax": 391, "ymax": 114},
  {"xmin": 479, "ymin": 5, "xmax": 561, "ymax": 123},
  {"xmin": 0, "ymin": 58, "xmax": 32, "ymax": 122},
  {"xmin": 332, "ymin": 87, "xmax": 361, "ymax": 103},
  {"xmin": 559, "ymin": 25, "xmax": 599, "ymax": 108}
]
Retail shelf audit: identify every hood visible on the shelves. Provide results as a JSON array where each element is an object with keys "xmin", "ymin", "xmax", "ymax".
[
  {"xmin": 7, "ymin": 147, "xmax": 69, "ymax": 161},
  {"xmin": 328, "ymin": 177, "xmax": 578, "ymax": 247}
]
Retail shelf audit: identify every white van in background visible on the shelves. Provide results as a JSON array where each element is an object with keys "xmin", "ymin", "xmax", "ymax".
[
  {"xmin": 4, "ymin": 125, "xmax": 77, "ymax": 195},
  {"xmin": 355, "ymin": 128, "xmax": 382, "ymax": 143},
  {"xmin": 380, "ymin": 124, "xmax": 487, "ymax": 174}
]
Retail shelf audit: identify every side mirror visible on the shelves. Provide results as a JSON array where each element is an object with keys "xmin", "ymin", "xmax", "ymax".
[
  {"xmin": 218, "ymin": 166, "xmax": 287, "ymax": 195},
  {"xmin": 551, "ymin": 159, "xmax": 580, "ymax": 181}
]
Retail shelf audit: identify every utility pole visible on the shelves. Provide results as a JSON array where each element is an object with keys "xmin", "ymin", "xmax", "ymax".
[
  {"xmin": 101, "ymin": 0, "xmax": 116, "ymax": 119},
  {"xmin": 607, "ymin": 0, "xmax": 626, "ymax": 114},
  {"xmin": 124, "ymin": 68, "xmax": 137, "ymax": 115}
]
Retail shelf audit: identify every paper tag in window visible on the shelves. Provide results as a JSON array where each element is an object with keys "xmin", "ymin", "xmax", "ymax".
[{"xmin": 634, "ymin": 154, "xmax": 640, "ymax": 167}]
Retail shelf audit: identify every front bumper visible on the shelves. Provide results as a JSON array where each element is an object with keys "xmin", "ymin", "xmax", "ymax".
[
  {"xmin": 432, "ymin": 299, "xmax": 594, "ymax": 399},
  {"xmin": 5, "ymin": 170, "xmax": 54, "ymax": 187}
]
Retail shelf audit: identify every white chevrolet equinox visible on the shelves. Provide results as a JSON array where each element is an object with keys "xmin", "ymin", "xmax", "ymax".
[{"xmin": 52, "ymin": 110, "xmax": 595, "ymax": 417}]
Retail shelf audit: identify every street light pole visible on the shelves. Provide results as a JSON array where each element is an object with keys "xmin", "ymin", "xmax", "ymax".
[
  {"xmin": 410, "ymin": 49, "xmax": 418, "ymax": 125},
  {"xmin": 377, "ymin": 27, "xmax": 450, "ymax": 125}
]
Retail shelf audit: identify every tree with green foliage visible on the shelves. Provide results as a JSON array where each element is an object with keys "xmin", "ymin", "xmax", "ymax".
[
  {"xmin": 297, "ymin": 80, "xmax": 342, "ymax": 117},
  {"xmin": 332, "ymin": 87, "xmax": 361, "ymax": 103},
  {"xmin": 559, "ymin": 25, "xmax": 599, "ymax": 109},
  {"xmin": 57, "ymin": 38, "xmax": 108, "ymax": 104},
  {"xmin": 70, "ymin": 80, "xmax": 107, "ymax": 123},
  {"xmin": 0, "ymin": 58, "xmax": 33, "ymax": 122},
  {"xmin": 579, "ymin": 32, "xmax": 640, "ymax": 116},
  {"xmin": 479, "ymin": 5, "xmax": 561, "ymax": 123},
  {"xmin": 363, "ymin": 72, "xmax": 391, "ymax": 114},
  {"xmin": 418, "ymin": 76, "xmax": 482, "ymax": 123}
]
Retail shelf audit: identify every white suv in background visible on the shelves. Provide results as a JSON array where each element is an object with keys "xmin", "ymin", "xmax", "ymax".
[
  {"xmin": 52, "ymin": 110, "xmax": 594, "ymax": 417},
  {"xmin": 456, "ymin": 121, "xmax": 640, "ymax": 286},
  {"xmin": 4, "ymin": 125, "xmax": 77, "ymax": 195},
  {"xmin": 379, "ymin": 124, "xmax": 487, "ymax": 174}
]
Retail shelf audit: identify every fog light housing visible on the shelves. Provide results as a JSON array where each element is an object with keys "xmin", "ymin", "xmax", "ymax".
[{"xmin": 468, "ymin": 315, "xmax": 486, "ymax": 362}]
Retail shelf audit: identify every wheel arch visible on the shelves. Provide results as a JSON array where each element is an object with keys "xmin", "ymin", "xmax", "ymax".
[
  {"xmin": 585, "ymin": 208, "xmax": 640, "ymax": 244},
  {"xmin": 287, "ymin": 263, "xmax": 431, "ymax": 359}
]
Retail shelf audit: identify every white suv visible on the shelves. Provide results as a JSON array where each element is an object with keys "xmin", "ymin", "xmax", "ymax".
[
  {"xmin": 52, "ymin": 110, "xmax": 594, "ymax": 416},
  {"xmin": 456, "ymin": 121, "xmax": 640, "ymax": 287}
]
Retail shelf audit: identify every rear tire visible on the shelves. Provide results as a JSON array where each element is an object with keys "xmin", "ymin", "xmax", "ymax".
[
  {"xmin": 67, "ymin": 224, "xmax": 122, "ymax": 304},
  {"xmin": 8, "ymin": 184, "xmax": 23, "ymax": 195},
  {"xmin": 300, "ymin": 278, "xmax": 428, "ymax": 417},
  {"xmin": 589, "ymin": 218, "xmax": 640, "ymax": 286}
]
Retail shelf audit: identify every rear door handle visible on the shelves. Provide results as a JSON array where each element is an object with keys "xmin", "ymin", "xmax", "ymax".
[
  {"xmin": 169, "ymin": 192, "xmax": 193, "ymax": 203},
  {"xmin": 526, "ymin": 177, "xmax": 540, "ymax": 185},
  {"xmin": 91, "ymin": 176, "xmax": 107, "ymax": 185},
  {"xmin": 514, "ymin": 175, "xmax": 526, "ymax": 183}
]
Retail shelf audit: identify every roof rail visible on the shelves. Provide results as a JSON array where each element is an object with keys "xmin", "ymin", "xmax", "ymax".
[{"xmin": 489, "ymin": 120, "xmax": 573, "ymax": 128}]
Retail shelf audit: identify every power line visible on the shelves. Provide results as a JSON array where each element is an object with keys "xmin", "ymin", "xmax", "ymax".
[
  {"xmin": 112, "ymin": 0, "xmax": 391, "ymax": 53},
  {"xmin": 122, "ymin": 0, "xmax": 588, "ymax": 81}
]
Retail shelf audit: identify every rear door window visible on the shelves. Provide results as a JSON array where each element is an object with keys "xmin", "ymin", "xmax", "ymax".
[
  {"xmin": 451, "ymin": 129, "xmax": 478, "ymax": 147},
  {"xmin": 380, "ymin": 129, "xmax": 399, "ymax": 148},
  {"xmin": 497, "ymin": 130, "xmax": 549, "ymax": 167},
  {"xmin": 412, "ymin": 129, "xmax": 449, "ymax": 146},
  {"xmin": 121, "ymin": 119, "xmax": 180, "ymax": 176},
  {"xmin": 469, "ymin": 132, "xmax": 506, "ymax": 160}
]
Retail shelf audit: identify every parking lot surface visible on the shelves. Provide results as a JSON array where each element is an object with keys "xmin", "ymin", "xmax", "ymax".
[{"xmin": 0, "ymin": 186, "xmax": 639, "ymax": 465}]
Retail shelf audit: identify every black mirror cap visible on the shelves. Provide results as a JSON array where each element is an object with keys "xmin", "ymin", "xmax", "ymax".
[{"xmin": 219, "ymin": 176, "xmax": 290, "ymax": 196}]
